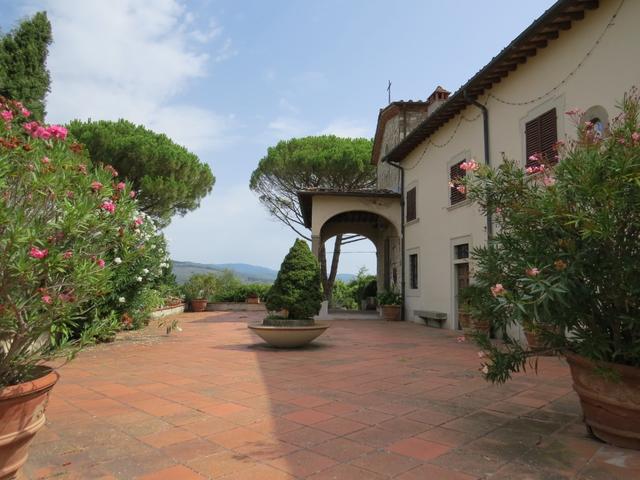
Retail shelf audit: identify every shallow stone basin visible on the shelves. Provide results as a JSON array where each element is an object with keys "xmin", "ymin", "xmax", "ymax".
[{"xmin": 247, "ymin": 322, "xmax": 330, "ymax": 348}]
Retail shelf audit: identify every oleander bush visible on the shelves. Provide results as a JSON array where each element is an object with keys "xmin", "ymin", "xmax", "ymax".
[{"xmin": 462, "ymin": 89, "xmax": 640, "ymax": 383}]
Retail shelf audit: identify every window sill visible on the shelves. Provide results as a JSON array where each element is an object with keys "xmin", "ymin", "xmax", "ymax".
[
  {"xmin": 405, "ymin": 218, "xmax": 420, "ymax": 227},
  {"xmin": 447, "ymin": 199, "xmax": 472, "ymax": 211}
]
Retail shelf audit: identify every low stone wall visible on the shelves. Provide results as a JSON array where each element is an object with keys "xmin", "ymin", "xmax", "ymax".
[
  {"xmin": 206, "ymin": 302, "xmax": 267, "ymax": 312},
  {"xmin": 149, "ymin": 303, "xmax": 186, "ymax": 319}
]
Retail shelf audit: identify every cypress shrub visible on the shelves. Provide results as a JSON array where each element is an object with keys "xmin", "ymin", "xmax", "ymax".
[{"xmin": 265, "ymin": 239, "xmax": 322, "ymax": 320}]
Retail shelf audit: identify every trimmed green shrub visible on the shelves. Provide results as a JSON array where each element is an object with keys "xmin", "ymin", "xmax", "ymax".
[{"xmin": 265, "ymin": 239, "xmax": 322, "ymax": 320}]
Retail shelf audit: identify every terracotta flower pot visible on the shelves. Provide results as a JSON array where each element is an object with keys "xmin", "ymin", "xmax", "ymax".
[
  {"xmin": 380, "ymin": 305, "xmax": 402, "ymax": 321},
  {"xmin": 459, "ymin": 313, "xmax": 490, "ymax": 336},
  {"xmin": 245, "ymin": 296, "xmax": 260, "ymax": 304},
  {"xmin": 0, "ymin": 368, "xmax": 59, "ymax": 480},
  {"xmin": 566, "ymin": 353, "xmax": 640, "ymax": 450},
  {"xmin": 191, "ymin": 299, "xmax": 208, "ymax": 312}
]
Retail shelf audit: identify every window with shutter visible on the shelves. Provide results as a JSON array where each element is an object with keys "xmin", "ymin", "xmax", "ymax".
[
  {"xmin": 406, "ymin": 187, "xmax": 416, "ymax": 222},
  {"xmin": 449, "ymin": 161, "xmax": 467, "ymax": 205},
  {"xmin": 525, "ymin": 108, "xmax": 557, "ymax": 168}
]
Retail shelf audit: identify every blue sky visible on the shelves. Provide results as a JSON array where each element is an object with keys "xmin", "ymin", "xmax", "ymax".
[{"xmin": 1, "ymin": 0, "xmax": 555, "ymax": 273}]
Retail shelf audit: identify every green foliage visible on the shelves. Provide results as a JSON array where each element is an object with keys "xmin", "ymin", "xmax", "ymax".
[
  {"xmin": 0, "ymin": 12, "xmax": 51, "ymax": 121},
  {"xmin": 67, "ymin": 119, "xmax": 215, "ymax": 224},
  {"xmin": 266, "ymin": 239, "xmax": 322, "ymax": 320},
  {"xmin": 377, "ymin": 291, "xmax": 402, "ymax": 306},
  {"xmin": 249, "ymin": 135, "xmax": 374, "ymax": 237},
  {"xmin": 0, "ymin": 96, "xmax": 160, "ymax": 386},
  {"xmin": 182, "ymin": 273, "xmax": 218, "ymax": 301},
  {"xmin": 331, "ymin": 280, "xmax": 358, "ymax": 309},
  {"xmin": 211, "ymin": 283, "xmax": 271, "ymax": 303},
  {"xmin": 464, "ymin": 90, "xmax": 640, "ymax": 382},
  {"xmin": 330, "ymin": 267, "xmax": 377, "ymax": 310}
]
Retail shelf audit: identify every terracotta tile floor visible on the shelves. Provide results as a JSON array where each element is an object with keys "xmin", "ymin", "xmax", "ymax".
[{"xmin": 23, "ymin": 311, "xmax": 640, "ymax": 479}]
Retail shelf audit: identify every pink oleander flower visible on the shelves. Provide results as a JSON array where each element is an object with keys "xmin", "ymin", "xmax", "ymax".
[
  {"xmin": 543, "ymin": 176, "xmax": 556, "ymax": 186},
  {"xmin": 618, "ymin": 138, "xmax": 626, "ymax": 145},
  {"xmin": 495, "ymin": 207, "xmax": 502, "ymax": 214},
  {"xmin": 526, "ymin": 267, "xmax": 540, "ymax": 277},
  {"xmin": 456, "ymin": 336, "xmax": 466, "ymax": 343},
  {"xmin": 63, "ymin": 250, "xmax": 73, "ymax": 259},
  {"xmin": 29, "ymin": 246, "xmax": 49, "ymax": 259},
  {"xmin": 101, "ymin": 200, "xmax": 116, "ymax": 214},
  {"xmin": 528, "ymin": 153, "xmax": 541, "ymax": 163},
  {"xmin": 584, "ymin": 121, "xmax": 593, "ymax": 129},
  {"xmin": 104, "ymin": 165, "xmax": 118, "ymax": 177},
  {"xmin": 41, "ymin": 295, "xmax": 52, "ymax": 304},
  {"xmin": 491, "ymin": 283, "xmax": 506, "ymax": 297},
  {"xmin": 129, "ymin": 190, "xmax": 136, "ymax": 198},
  {"xmin": 456, "ymin": 185, "xmax": 466, "ymax": 194},
  {"xmin": 34, "ymin": 126, "xmax": 51, "ymax": 140},
  {"xmin": 481, "ymin": 364, "xmax": 489, "ymax": 375},
  {"xmin": 23, "ymin": 121, "xmax": 39, "ymax": 134},
  {"xmin": 632, "ymin": 132, "xmax": 640, "ymax": 144},
  {"xmin": 1, "ymin": 110, "xmax": 13, "ymax": 122},
  {"xmin": 116, "ymin": 181, "xmax": 126, "ymax": 191},
  {"xmin": 460, "ymin": 158, "xmax": 479, "ymax": 172},
  {"xmin": 91, "ymin": 181, "xmax": 103, "ymax": 192},
  {"xmin": 96, "ymin": 258, "xmax": 106, "ymax": 268},
  {"xmin": 477, "ymin": 351, "xmax": 485, "ymax": 358},
  {"xmin": 565, "ymin": 108, "xmax": 584, "ymax": 116},
  {"xmin": 41, "ymin": 156, "xmax": 51, "ymax": 164},
  {"xmin": 134, "ymin": 216, "xmax": 144, "ymax": 226},
  {"xmin": 66, "ymin": 191, "xmax": 74, "ymax": 199},
  {"xmin": 48, "ymin": 125, "xmax": 68, "ymax": 140},
  {"xmin": 21, "ymin": 107, "xmax": 30, "ymax": 117}
]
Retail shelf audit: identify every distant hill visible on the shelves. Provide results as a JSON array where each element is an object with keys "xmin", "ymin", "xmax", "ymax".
[{"xmin": 172, "ymin": 260, "xmax": 357, "ymax": 284}]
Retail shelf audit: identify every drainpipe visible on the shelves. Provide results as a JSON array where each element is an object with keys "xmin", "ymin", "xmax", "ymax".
[
  {"xmin": 387, "ymin": 160, "xmax": 405, "ymax": 321},
  {"xmin": 463, "ymin": 91, "xmax": 493, "ymax": 239}
]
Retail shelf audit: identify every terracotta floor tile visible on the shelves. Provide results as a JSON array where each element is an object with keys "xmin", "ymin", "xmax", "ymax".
[
  {"xmin": 310, "ymin": 437, "xmax": 375, "ymax": 463},
  {"xmin": 206, "ymin": 426, "xmax": 271, "ymax": 450},
  {"xmin": 188, "ymin": 450, "xmax": 255, "ymax": 478},
  {"xmin": 160, "ymin": 437, "xmax": 221, "ymax": 462},
  {"xmin": 346, "ymin": 425, "xmax": 410, "ymax": 448},
  {"xmin": 140, "ymin": 427, "xmax": 197, "ymax": 448},
  {"xmin": 181, "ymin": 416, "xmax": 237, "ymax": 436},
  {"xmin": 220, "ymin": 463, "xmax": 296, "ymax": 480},
  {"xmin": 287, "ymin": 394, "xmax": 332, "ymax": 408},
  {"xmin": 313, "ymin": 401, "xmax": 360, "ymax": 417},
  {"xmin": 378, "ymin": 417, "xmax": 432, "ymax": 436},
  {"xmin": 396, "ymin": 464, "xmax": 479, "ymax": 480},
  {"xmin": 343, "ymin": 409, "xmax": 394, "ymax": 426},
  {"xmin": 136, "ymin": 465, "xmax": 205, "ymax": 480},
  {"xmin": 277, "ymin": 426, "xmax": 337, "ymax": 448},
  {"xmin": 283, "ymin": 409, "xmax": 334, "ymax": 426},
  {"xmin": 307, "ymin": 463, "xmax": 385, "ymax": 480},
  {"xmin": 199, "ymin": 402, "xmax": 249, "ymax": 417},
  {"xmin": 351, "ymin": 450, "xmax": 421, "ymax": 477},
  {"xmin": 268, "ymin": 449, "xmax": 337, "ymax": 478},
  {"xmin": 312, "ymin": 417, "xmax": 367, "ymax": 436},
  {"xmin": 388, "ymin": 436, "xmax": 452, "ymax": 461}
]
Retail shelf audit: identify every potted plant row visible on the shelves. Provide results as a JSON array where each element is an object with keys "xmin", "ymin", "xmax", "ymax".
[
  {"xmin": 248, "ymin": 239, "xmax": 329, "ymax": 348},
  {"xmin": 182, "ymin": 274, "xmax": 216, "ymax": 312},
  {"xmin": 462, "ymin": 90, "xmax": 640, "ymax": 450}
]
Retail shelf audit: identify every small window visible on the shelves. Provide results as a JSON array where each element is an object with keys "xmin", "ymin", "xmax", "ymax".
[
  {"xmin": 449, "ymin": 161, "xmax": 467, "ymax": 205},
  {"xmin": 525, "ymin": 108, "xmax": 557, "ymax": 167},
  {"xmin": 406, "ymin": 187, "xmax": 417, "ymax": 222},
  {"xmin": 454, "ymin": 243, "xmax": 469, "ymax": 260},
  {"xmin": 409, "ymin": 254, "xmax": 418, "ymax": 289}
]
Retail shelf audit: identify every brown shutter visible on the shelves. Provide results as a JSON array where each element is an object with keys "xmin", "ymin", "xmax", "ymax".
[
  {"xmin": 406, "ymin": 187, "xmax": 416, "ymax": 222},
  {"xmin": 450, "ymin": 161, "xmax": 467, "ymax": 205},
  {"xmin": 525, "ymin": 108, "xmax": 557, "ymax": 167}
]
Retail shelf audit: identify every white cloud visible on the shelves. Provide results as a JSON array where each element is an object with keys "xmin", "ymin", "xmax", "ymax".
[
  {"xmin": 321, "ymin": 118, "xmax": 371, "ymax": 139},
  {"xmin": 34, "ymin": 0, "xmax": 234, "ymax": 153},
  {"xmin": 268, "ymin": 116, "xmax": 310, "ymax": 139}
]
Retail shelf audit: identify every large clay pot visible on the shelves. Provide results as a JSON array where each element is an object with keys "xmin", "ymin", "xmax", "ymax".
[
  {"xmin": 459, "ymin": 313, "xmax": 490, "ymax": 336},
  {"xmin": 380, "ymin": 305, "xmax": 401, "ymax": 321},
  {"xmin": 566, "ymin": 353, "xmax": 640, "ymax": 450},
  {"xmin": 0, "ymin": 368, "xmax": 59, "ymax": 479},
  {"xmin": 191, "ymin": 299, "xmax": 208, "ymax": 312},
  {"xmin": 245, "ymin": 296, "xmax": 260, "ymax": 305}
]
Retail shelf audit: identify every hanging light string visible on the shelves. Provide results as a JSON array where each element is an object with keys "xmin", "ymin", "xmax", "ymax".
[
  {"xmin": 489, "ymin": 0, "xmax": 625, "ymax": 106},
  {"xmin": 399, "ymin": 0, "xmax": 624, "ymax": 172}
]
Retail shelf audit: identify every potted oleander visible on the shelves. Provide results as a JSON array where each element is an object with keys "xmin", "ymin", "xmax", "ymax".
[
  {"xmin": 0, "ymin": 97, "xmax": 145, "ymax": 478},
  {"xmin": 463, "ymin": 90, "xmax": 640, "ymax": 449},
  {"xmin": 378, "ymin": 291, "xmax": 402, "ymax": 321},
  {"xmin": 248, "ymin": 239, "xmax": 328, "ymax": 347}
]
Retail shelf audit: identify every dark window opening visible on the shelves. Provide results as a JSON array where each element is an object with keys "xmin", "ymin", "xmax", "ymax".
[
  {"xmin": 406, "ymin": 187, "xmax": 417, "ymax": 222},
  {"xmin": 454, "ymin": 243, "xmax": 469, "ymax": 260},
  {"xmin": 525, "ymin": 108, "xmax": 557, "ymax": 168},
  {"xmin": 409, "ymin": 254, "xmax": 418, "ymax": 289}
]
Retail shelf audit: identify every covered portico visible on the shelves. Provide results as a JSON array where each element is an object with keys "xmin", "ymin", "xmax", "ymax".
[{"xmin": 298, "ymin": 189, "xmax": 402, "ymax": 294}]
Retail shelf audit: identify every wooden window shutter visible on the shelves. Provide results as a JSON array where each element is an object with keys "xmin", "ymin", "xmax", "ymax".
[
  {"xmin": 525, "ymin": 108, "xmax": 557, "ymax": 167},
  {"xmin": 449, "ymin": 161, "xmax": 466, "ymax": 205},
  {"xmin": 406, "ymin": 187, "xmax": 416, "ymax": 222}
]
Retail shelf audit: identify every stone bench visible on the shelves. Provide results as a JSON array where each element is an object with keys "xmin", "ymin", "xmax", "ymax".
[{"xmin": 414, "ymin": 310, "xmax": 447, "ymax": 328}]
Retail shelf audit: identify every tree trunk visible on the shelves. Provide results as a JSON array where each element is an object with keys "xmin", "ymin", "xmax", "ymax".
[{"xmin": 320, "ymin": 234, "xmax": 342, "ymax": 304}]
